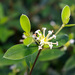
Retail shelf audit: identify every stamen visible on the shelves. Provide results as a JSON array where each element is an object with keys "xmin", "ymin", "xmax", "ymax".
[
  {"xmin": 49, "ymin": 45, "xmax": 53, "ymax": 49},
  {"xmin": 48, "ymin": 35, "xmax": 56, "ymax": 40},
  {"xmin": 48, "ymin": 30, "xmax": 53, "ymax": 35},
  {"xmin": 56, "ymin": 41, "xmax": 58, "ymax": 46},
  {"xmin": 46, "ymin": 30, "xmax": 53, "ymax": 38},
  {"xmin": 40, "ymin": 39, "xmax": 44, "ymax": 44},
  {"xmin": 35, "ymin": 30, "xmax": 42, "ymax": 37},
  {"xmin": 53, "ymin": 35, "xmax": 56, "ymax": 39},
  {"xmin": 38, "ymin": 33, "xmax": 42, "ymax": 36},
  {"xmin": 36, "ymin": 37, "xmax": 40, "ymax": 40},
  {"xmin": 48, "ymin": 42, "xmax": 53, "ymax": 49},
  {"xmin": 35, "ymin": 30, "xmax": 40, "ymax": 34},
  {"xmin": 42, "ymin": 27, "xmax": 46, "ymax": 37},
  {"xmin": 52, "ymin": 41, "xmax": 58, "ymax": 46}
]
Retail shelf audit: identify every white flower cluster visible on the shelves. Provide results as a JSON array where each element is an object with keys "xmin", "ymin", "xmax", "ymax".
[{"xmin": 35, "ymin": 27, "xmax": 58, "ymax": 50}]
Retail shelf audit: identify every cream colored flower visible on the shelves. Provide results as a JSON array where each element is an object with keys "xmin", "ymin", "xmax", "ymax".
[{"xmin": 35, "ymin": 27, "xmax": 58, "ymax": 50}]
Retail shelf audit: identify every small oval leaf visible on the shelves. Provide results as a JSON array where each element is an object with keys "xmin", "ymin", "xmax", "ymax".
[
  {"xmin": 20, "ymin": 14, "xmax": 31, "ymax": 32},
  {"xmin": 61, "ymin": 5, "xmax": 70, "ymax": 24},
  {"xmin": 23, "ymin": 37, "xmax": 33, "ymax": 45}
]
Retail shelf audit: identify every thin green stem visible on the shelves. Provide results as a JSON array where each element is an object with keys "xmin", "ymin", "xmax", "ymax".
[
  {"xmin": 65, "ymin": 24, "xmax": 75, "ymax": 27},
  {"xmin": 55, "ymin": 24, "xmax": 65, "ymax": 35}
]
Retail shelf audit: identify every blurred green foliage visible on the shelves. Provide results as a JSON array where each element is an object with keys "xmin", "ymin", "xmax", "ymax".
[{"xmin": 0, "ymin": 0, "xmax": 75, "ymax": 75}]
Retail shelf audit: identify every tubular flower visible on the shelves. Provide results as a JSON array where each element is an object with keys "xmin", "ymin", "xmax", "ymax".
[{"xmin": 34, "ymin": 27, "xmax": 58, "ymax": 50}]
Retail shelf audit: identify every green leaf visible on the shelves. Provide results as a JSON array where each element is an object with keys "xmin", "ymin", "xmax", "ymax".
[
  {"xmin": 0, "ymin": 54, "xmax": 23, "ymax": 66},
  {"xmin": 8, "ymin": 20, "xmax": 22, "ymax": 31},
  {"xmin": 0, "ymin": 17, "xmax": 8, "ymax": 24},
  {"xmin": 0, "ymin": 3, "xmax": 8, "ymax": 25},
  {"xmin": 23, "ymin": 37, "xmax": 33, "ymax": 45},
  {"xmin": 64, "ymin": 55, "xmax": 75, "ymax": 71},
  {"xmin": 63, "ymin": 68, "xmax": 75, "ymax": 75},
  {"xmin": 65, "ymin": 24, "xmax": 75, "ymax": 27},
  {"xmin": 52, "ymin": 34, "xmax": 68, "ymax": 47},
  {"xmin": 39, "ymin": 49, "xmax": 64, "ymax": 61},
  {"xmin": 0, "ymin": 26, "xmax": 14, "ymax": 43},
  {"xmin": 61, "ymin": 5, "xmax": 70, "ymax": 24},
  {"xmin": 0, "ymin": 47, "xmax": 3, "ymax": 54},
  {"xmin": 64, "ymin": 18, "xmax": 70, "ymax": 24},
  {"xmin": 69, "ymin": 33, "xmax": 74, "ymax": 40},
  {"xmin": 0, "ymin": 3, "xmax": 4, "ymax": 19},
  {"xmin": 3, "ymin": 44, "xmax": 38, "ymax": 60},
  {"xmin": 20, "ymin": 14, "xmax": 31, "ymax": 33}
]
